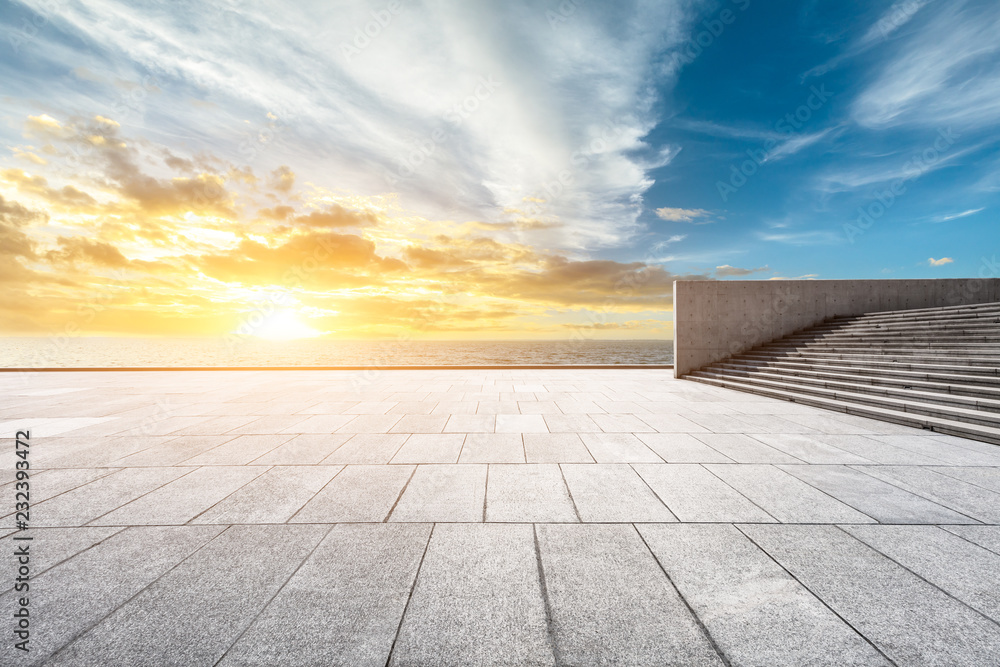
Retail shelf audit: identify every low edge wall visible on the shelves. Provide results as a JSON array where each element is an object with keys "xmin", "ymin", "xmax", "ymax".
[{"xmin": 673, "ymin": 278, "xmax": 1000, "ymax": 378}]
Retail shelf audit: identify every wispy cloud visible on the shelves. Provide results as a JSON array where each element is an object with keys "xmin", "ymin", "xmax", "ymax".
[
  {"xmin": 851, "ymin": 2, "xmax": 1000, "ymax": 129},
  {"xmin": 715, "ymin": 264, "xmax": 770, "ymax": 277},
  {"xmin": 931, "ymin": 207, "xmax": 984, "ymax": 222},
  {"xmin": 654, "ymin": 207, "xmax": 712, "ymax": 223},
  {"xmin": 803, "ymin": 0, "xmax": 932, "ymax": 78},
  {"xmin": 928, "ymin": 256, "xmax": 953, "ymax": 266}
]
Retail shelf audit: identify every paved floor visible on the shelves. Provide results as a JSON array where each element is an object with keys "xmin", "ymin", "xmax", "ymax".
[{"xmin": 2, "ymin": 369, "xmax": 1000, "ymax": 666}]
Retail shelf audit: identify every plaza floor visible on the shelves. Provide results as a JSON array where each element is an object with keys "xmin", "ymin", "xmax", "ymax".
[{"xmin": 2, "ymin": 368, "xmax": 1000, "ymax": 666}]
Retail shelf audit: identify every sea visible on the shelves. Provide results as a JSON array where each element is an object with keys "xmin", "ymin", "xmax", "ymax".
[{"xmin": 0, "ymin": 337, "xmax": 673, "ymax": 368}]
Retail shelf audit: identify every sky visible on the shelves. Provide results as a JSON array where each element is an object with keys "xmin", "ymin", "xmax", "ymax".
[{"xmin": 1, "ymin": 0, "xmax": 998, "ymax": 340}]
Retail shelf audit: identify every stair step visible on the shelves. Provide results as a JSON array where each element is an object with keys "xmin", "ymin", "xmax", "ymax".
[
  {"xmin": 761, "ymin": 345, "xmax": 1000, "ymax": 358},
  {"xmin": 697, "ymin": 366, "xmax": 1000, "ymax": 413},
  {"xmin": 685, "ymin": 374, "xmax": 1000, "ymax": 445},
  {"xmin": 689, "ymin": 371, "xmax": 1000, "ymax": 427},
  {"xmin": 831, "ymin": 302, "xmax": 1000, "ymax": 322},
  {"xmin": 711, "ymin": 362, "xmax": 1000, "ymax": 399},
  {"xmin": 850, "ymin": 301, "xmax": 1000, "ymax": 318},
  {"xmin": 719, "ymin": 358, "xmax": 1000, "ymax": 387},
  {"xmin": 737, "ymin": 352, "xmax": 1000, "ymax": 374}
]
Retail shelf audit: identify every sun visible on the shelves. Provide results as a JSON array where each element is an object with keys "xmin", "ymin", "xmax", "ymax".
[{"xmin": 253, "ymin": 310, "xmax": 323, "ymax": 340}]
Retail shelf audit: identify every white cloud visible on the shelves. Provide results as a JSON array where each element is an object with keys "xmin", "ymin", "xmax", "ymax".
[
  {"xmin": 851, "ymin": 2, "xmax": 1000, "ymax": 129},
  {"xmin": 654, "ymin": 207, "xmax": 711, "ymax": 223},
  {"xmin": 19, "ymin": 0, "xmax": 708, "ymax": 251},
  {"xmin": 928, "ymin": 257, "xmax": 954, "ymax": 266},
  {"xmin": 757, "ymin": 230, "xmax": 842, "ymax": 246},
  {"xmin": 804, "ymin": 0, "xmax": 932, "ymax": 78},
  {"xmin": 715, "ymin": 264, "xmax": 769, "ymax": 277},
  {"xmin": 932, "ymin": 208, "xmax": 984, "ymax": 222}
]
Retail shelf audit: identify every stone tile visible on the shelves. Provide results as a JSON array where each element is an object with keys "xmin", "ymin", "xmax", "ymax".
[
  {"xmin": 344, "ymin": 401, "xmax": 397, "ymax": 414},
  {"xmin": 167, "ymin": 415, "xmax": 260, "ymax": 436},
  {"xmin": 870, "ymin": 435, "xmax": 1000, "ymax": 466},
  {"xmin": 475, "ymin": 400, "xmax": 521, "ymax": 415},
  {"xmin": 778, "ymin": 413, "xmax": 877, "ymax": 435},
  {"xmin": 390, "ymin": 464, "xmax": 488, "ymax": 522},
  {"xmin": 291, "ymin": 465, "xmax": 414, "ymax": 523},
  {"xmin": 781, "ymin": 465, "xmax": 975, "ymax": 524},
  {"xmin": 694, "ymin": 433, "xmax": 803, "ymax": 464},
  {"xmin": 634, "ymin": 464, "xmax": 775, "ymax": 522},
  {"xmin": 387, "ymin": 401, "xmax": 438, "ymax": 415},
  {"xmin": 219, "ymin": 523, "xmax": 431, "ymax": 666},
  {"xmin": 941, "ymin": 526, "xmax": 1000, "ymax": 555},
  {"xmin": 459, "ymin": 434, "xmax": 525, "ymax": 463},
  {"xmin": 485, "ymin": 464, "xmax": 578, "ymax": 522},
  {"xmin": 221, "ymin": 414, "xmax": 312, "ymax": 435},
  {"xmin": 751, "ymin": 433, "xmax": 876, "ymax": 464},
  {"xmin": 542, "ymin": 414, "xmax": 601, "ymax": 433},
  {"xmin": 522, "ymin": 433, "xmax": 594, "ymax": 463},
  {"xmin": 638, "ymin": 524, "xmax": 888, "ymax": 666},
  {"xmin": 537, "ymin": 524, "xmax": 724, "ymax": 666},
  {"xmin": 635, "ymin": 433, "xmax": 733, "ymax": 462},
  {"xmin": 707, "ymin": 465, "xmax": 875, "ymax": 523},
  {"xmin": 250, "ymin": 433, "xmax": 353, "ymax": 465},
  {"xmin": 388, "ymin": 415, "xmax": 449, "ymax": 433},
  {"xmin": 931, "ymin": 466, "xmax": 1000, "ymax": 493},
  {"xmin": 442, "ymin": 414, "xmax": 495, "ymax": 433},
  {"xmin": 560, "ymin": 464, "xmax": 675, "ymax": 522},
  {"xmin": 742, "ymin": 524, "xmax": 1000, "ymax": 666},
  {"xmin": 390, "ymin": 524, "xmax": 553, "ymax": 666},
  {"xmin": 431, "ymin": 401, "xmax": 479, "ymax": 415},
  {"xmin": 809, "ymin": 434, "xmax": 946, "ymax": 465},
  {"xmin": 321, "ymin": 434, "xmax": 409, "ymax": 464},
  {"xmin": 495, "ymin": 414, "xmax": 548, "ymax": 433},
  {"xmin": 856, "ymin": 465, "xmax": 1000, "ymax": 523},
  {"xmin": 843, "ymin": 525, "xmax": 1000, "ymax": 622},
  {"xmin": 588, "ymin": 413, "xmax": 656, "ymax": 433},
  {"xmin": 0, "ymin": 526, "xmax": 123, "ymax": 592},
  {"xmin": 181, "ymin": 433, "xmax": 294, "ymax": 465},
  {"xmin": 192, "ymin": 466, "xmax": 341, "ymax": 524},
  {"xmin": 391, "ymin": 433, "xmax": 465, "ymax": 464},
  {"xmin": 33, "ymin": 467, "xmax": 193, "ymax": 527},
  {"xmin": 93, "ymin": 466, "xmax": 266, "ymax": 525},
  {"xmin": 110, "ymin": 435, "xmax": 236, "ymax": 467},
  {"xmin": 555, "ymin": 400, "xmax": 605, "ymax": 414},
  {"xmin": 48, "ymin": 525, "xmax": 328, "ymax": 666},
  {"xmin": 0, "ymin": 525, "xmax": 223, "ymax": 663},
  {"xmin": 281, "ymin": 414, "xmax": 356, "ymax": 433},
  {"xmin": 336, "ymin": 414, "xmax": 403, "ymax": 434},
  {"xmin": 579, "ymin": 432, "xmax": 662, "ymax": 463},
  {"xmin": 517, "ymin": 400, "xmax": 561, "ymax": 414}
]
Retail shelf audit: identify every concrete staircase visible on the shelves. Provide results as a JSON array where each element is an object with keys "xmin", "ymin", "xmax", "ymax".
[{"xmin": 684, "ymin": 301, "xmax": 1000, "ymax": 444}]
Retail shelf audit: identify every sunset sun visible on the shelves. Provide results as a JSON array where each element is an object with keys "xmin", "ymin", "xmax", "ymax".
[{"xmin": 251, "ymin": 310, "xmax": 322, "ymax": 341}]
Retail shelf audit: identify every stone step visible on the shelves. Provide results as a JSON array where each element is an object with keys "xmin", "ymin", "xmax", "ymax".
[
  {"xmin": 719, "ymin": 357, "xmax": 1000, "ymax": 387},
  {"xmin": 851, "ymin": 300, "xmax": 1000, "ymax": 318},
  {"xmin": 828, "ymin": 309, "xmax": 1000, "ymax": 328},
  {"xmin": 833, "ymin": 301, "xmax": 1000, "ymax": 320},
  {"xmin": 784, "ymin": 333, "xmax": 1000, "ymax": 344},
  {"xmin": 737, "ymin": 352, "xmax": 1000, "ymax": 377},
  {"xmin": 711, "ymin": 361, "xmax": 1000, "ymax": 399},
  {"xmin": 684, "ymin": 374, "xmax": 1000, "ymax": 445},
  {"xmin": 690, "ymin": 370, "xmax": 1000, "ymax": 427},
  {"xmin": 761, "ymin": 344, "xmax": 1000, "ymax": 357},
  {"xmin": 698, "ymin": 365, "xmax": 1000, "ymax": 413},
  {"xmin": 738, "ymin": 350, "xmax": 1000, "ymax": 370}
]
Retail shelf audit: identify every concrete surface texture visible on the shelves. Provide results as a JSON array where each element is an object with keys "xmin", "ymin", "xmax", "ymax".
[
  {"xmin": 2, "ymin": 368, "xmax": 1000, "ymax": 666},
  {"xmin": 673, "ymin": 278, "xmax": 1000, "ymax": 376}
]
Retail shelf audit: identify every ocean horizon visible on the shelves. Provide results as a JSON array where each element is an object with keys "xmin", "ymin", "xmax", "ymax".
[{"xmin": 0, "ymin": 337, "xmax": 673, "ymax": 368}]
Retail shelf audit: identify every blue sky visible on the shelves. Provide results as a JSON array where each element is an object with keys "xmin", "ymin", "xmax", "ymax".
[{"xmin": 0, "ymin": 0, "xmax": 998, "ymax": 338}]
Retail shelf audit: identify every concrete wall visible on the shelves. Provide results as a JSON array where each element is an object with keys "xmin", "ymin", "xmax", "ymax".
[{"xmin": 673, "ymin": 278, "xmax": 1000, "ymax": 377}]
